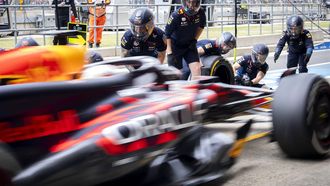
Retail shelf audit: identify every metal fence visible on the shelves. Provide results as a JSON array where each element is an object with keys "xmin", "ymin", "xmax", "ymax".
[{"xmin": 0, "ymin": 1, "xmax": 329, "ymax": 48}]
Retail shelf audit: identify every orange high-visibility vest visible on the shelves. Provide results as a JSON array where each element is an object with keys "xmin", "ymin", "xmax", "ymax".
[{"xmin": 88, "ymin": 0, "xmax": 111, "ymax": 17}]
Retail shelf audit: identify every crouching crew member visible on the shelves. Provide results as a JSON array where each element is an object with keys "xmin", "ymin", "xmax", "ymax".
[
  {"xmin": 197, "ymin": 31, "xmax": 236, "ymax": 56},
  {"xmin": 181, "ymin": 32, "xmax": 236, "ymax": 79},
  {"xmin": 121, "ymin": 7, "xmax": 166, "ymax": 64},
  {"xmin": 233, "ymin": 43, "xmax": 269, "ymax": 88},
  {"xmin": 15, "ymin": 37, "xmax": 40, "ymax": 48}
]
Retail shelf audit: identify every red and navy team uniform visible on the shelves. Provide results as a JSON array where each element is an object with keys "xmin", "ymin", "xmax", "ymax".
[
  {"xmin": 121, "ymin": 27, "xmax": 166, "ymax": 58},
  {"xmin": 275, "ymin": 30, "xmax": 314, "ymax": 73},
  {"xmin": 197, "ymin": 39, "xmax": 223, "ymax": 56},
  {"xmin": 236, "ymin": 55, "xmax": 269, "ymax": 86},
  {"xmin": 165, "ymin": 7, "xmax": 206, "ymax": 69}
]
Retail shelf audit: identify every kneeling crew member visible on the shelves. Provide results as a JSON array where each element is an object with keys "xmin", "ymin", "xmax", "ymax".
[
  {"xmin": 233, "ymin": 43, "xmax": 269, "ymax": 88},
  {"xmin": 182, "ymin": 32, "xmax": 236, "ymax": 79}
]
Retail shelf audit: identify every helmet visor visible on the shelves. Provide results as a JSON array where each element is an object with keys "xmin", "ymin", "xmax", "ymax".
[
  {"xmin": 289, "ymin": 25, "xmax": 302, "ymax": 37},
  {"xmin": 221, "ymin": 43, "xmax": 234, "ymax": 54},
  {"xmin": 132, "ymin": 25, "xmax": 147, "ymax": 37},
  {"xmin": 182, "ymin": 0, "xmax": 200, "ymax": 14},
  {"xmin": 257, "ymin": 54, "xmax": 267, "ymax": 64},
  {"xmin": 224, "ymin": 42, "xmax": 235, "ymax": 50},
  {"xmin": 252, "ymin": 52, "xmax": 267, "ymax": 66},
  {"xmin": 130, "ymin": 19, "xmax": 154, "ymax": 41}
]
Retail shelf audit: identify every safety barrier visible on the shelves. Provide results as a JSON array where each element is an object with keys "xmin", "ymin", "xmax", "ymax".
[
  {"xmin": 0, "ymin": 2, "xmax": 328, "ymax": 51},
  {"xmin": 90, "ymin": 30, "xmax": 325, "ymax": 58}
]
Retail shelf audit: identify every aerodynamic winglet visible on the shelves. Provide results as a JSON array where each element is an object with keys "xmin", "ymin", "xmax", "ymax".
[
  {"xmin": 229, "ymin": 119, "xmax": 253, "ymax": 158},
  {"xmin": 236, "ymin": 119, "xmax": 253, "ymax": 140}
]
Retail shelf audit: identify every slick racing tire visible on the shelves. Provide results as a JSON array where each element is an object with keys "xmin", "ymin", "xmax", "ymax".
[
  {"xmin": 273, "ymin": 74, "xmax": 330, "ymax": 158},
  {"xmin": 200, "ymin": 55, "xmax": 234, "ymax": 84},
  {"xmin": 0, "ymin": 143, "xmax": 21, "ymax": 186}
]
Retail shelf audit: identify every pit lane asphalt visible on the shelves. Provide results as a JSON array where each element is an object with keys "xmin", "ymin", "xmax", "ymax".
[
  {"xmin": 205, "ymin": 50, "xmax": 330, "ymax": 186},
  {"xmin": 206, "ymin": 113, "xmax": 330, "ymax": 186},
  {"xmin": 260, "ymin": 49, "xmax": 330, "ymax": 89},
  {"xmin": 218, "ymin": 137, "xmax": 330, "ymax": 186}
]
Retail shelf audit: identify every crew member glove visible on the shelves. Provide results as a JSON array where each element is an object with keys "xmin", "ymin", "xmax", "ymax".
[
  {"xmin": 304, "ymin": 48, "xmax": 313, "ymax": 63},
  {"xmin": 274, "ymin": 52, "xmax": 280, "ymax": 63},
  {"xmin": 304, "ymin": 53, "xmax": 311, "ymax": 63},
  {"xmin": 242, "ymin": 79, "xmax": 253, "ymax": 86}
]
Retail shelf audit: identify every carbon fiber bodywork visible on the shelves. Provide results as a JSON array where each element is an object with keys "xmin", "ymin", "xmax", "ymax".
[{"xmin": 0, "ymin": 57, "xmax": 274, "ymax": 186}]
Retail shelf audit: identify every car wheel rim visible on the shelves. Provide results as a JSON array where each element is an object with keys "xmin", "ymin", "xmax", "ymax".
[{"xmin": 312, "ymin": 95, "xmax": 330, "ymax": 149}]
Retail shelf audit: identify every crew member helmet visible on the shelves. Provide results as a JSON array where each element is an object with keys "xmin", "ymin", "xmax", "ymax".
[
  {"xmin": 129, "ymin": 7, "xmax": 155, "ymax": 42},
  {"xmin": 218, "ymin": 32, "xmax": 236, "ymax": 54},
  {"xmin": 287, "ymin": 15, "xmax": 304, "ymax": 39},
  {"xmin": 15, "ymin": 37, "xmax": 39, "ymax": 48},
  {"xmin": 182, "ymin": 0, "xmax": 201, "ymax": 16},
  {"xmin": 87, "ymin": 51, "xmax": 104, "ymax": 63},
  {"xmin": 251, "ymin": 44, "xmax": 269, "ymax": 66}
]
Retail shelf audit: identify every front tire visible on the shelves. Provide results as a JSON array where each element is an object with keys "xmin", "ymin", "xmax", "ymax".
[{"xmin": 273, "ymin": 74, "xmax": 330, "ymax": 158}]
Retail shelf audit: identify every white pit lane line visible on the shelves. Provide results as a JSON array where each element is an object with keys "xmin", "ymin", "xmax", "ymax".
[
  {"xmin": 266, "ymin": 61, "xmax": 330, "ymax": 74},
  {"xmin": 261, "ymin": 61, "xmax": 330, "ymax": 89}
]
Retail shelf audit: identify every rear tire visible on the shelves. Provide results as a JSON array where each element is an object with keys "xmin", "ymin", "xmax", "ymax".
[
  {"xmin": 200, "ymin": 55, "xmax": 234, "ymax": 84},
  {"xmin": 273, "ymin": 74, "xmax": 330, "ymax": 158}
]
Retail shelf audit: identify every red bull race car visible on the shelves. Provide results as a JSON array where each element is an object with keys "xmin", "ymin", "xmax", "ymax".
[{"xmin": 0, "ymin": 46, "xmax": 329, "ymax": 186}]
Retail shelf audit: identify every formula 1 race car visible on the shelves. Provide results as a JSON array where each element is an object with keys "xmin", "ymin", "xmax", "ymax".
[
  {"xmin": 0, "ymin": 50, "xmax": 329, "ymax": 186},
  {"xmin": 0, "ymin": 46, "xmax": 235, "ymax": 85}
]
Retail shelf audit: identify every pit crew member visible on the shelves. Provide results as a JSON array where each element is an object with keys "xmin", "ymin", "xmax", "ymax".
[
  {"xmin": 121, "ymin": 7, "xmax": 167, "ymax": 64},
  {"xmin": 274, "ymin": 15, "xmax": 314, "ymax": 73},
  {"xmin": 165, "ymin": 0, "xmax": 206, "ymax": 80},
  {"xmin": 233, "ymin": 43, "xmax": 269, "ymax": 88}
]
